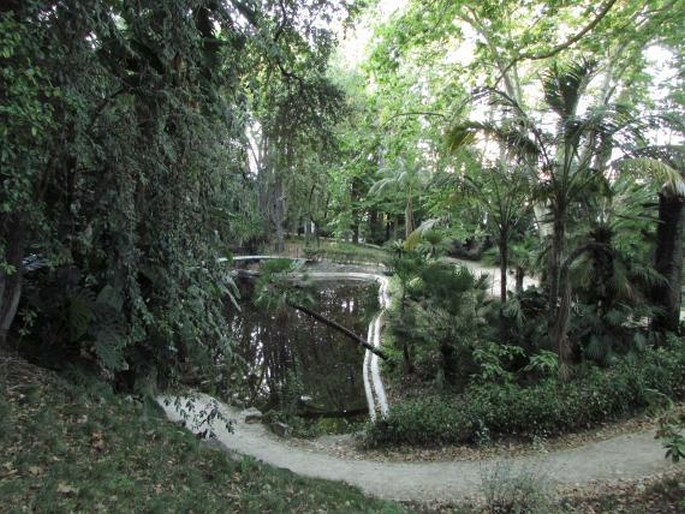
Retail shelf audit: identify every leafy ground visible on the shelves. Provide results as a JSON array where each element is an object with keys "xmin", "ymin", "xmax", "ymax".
[
  {"xmin": 1, "ymin": 354, "xmax": 683, "ymax": 513},
  {"xmin": 0, "ymin": 354, "xmax": 403, "ymax": 513}
]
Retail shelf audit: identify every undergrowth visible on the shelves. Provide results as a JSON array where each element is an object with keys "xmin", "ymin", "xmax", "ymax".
[
  {"xmin": 303, "ymin": 241, "xmax": 387, "ymax": 264},
  {"xmin": 367, "ymin": 343, "xmax": 685, "ymax": 448}
]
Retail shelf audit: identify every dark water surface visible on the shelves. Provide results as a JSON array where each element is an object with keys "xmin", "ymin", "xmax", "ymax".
[{"xmin": 228, "ymin": 280, "xmax": 379, "ymax": 415}]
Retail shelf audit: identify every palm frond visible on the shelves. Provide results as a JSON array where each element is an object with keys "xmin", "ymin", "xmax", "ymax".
[
  {"xmin": 445, "ymin": 124, "xmax": 478, "ymax": 152},
  {"xmin": 404, "ymin": 218, "xmax": 444, "ymax": 250},
  {"xmin": 620, "ymin": 157, "xmax": 685, "ymax": 197},
  {"xmin": 542, "ymin": 59, "xmax": 595, "ymax": 119},
  {"xmin": 446, "ymin": 121, "xmax": 541, "ymax": 161}
]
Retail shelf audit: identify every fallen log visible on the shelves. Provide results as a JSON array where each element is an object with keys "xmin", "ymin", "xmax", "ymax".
[{"xmin": 287, "ymin": 301, "xmax": 388, "ymax": 360}]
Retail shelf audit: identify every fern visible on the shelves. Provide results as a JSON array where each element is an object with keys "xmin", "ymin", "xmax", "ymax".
[
  {"xmin": 94, "ymin": 327, "xmax": 128, "ymax": 372},
  {"xmin": 68, "ymin": 288, "xmax": 95, "ymax": 342}
]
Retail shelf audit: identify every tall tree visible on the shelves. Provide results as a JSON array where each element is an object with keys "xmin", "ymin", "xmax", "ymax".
[
  {"xmin": 449, "ymin": 60, "xmax": 644, "ymax": 371},
  {"xmin": 0, "ymin": 0, "xmax": 355, "ymax": 384}
]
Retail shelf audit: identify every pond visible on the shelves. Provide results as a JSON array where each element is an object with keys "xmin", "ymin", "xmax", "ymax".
[{"xmin": 227, "ymin": 279, "xmax": 380, "ymax": 418}]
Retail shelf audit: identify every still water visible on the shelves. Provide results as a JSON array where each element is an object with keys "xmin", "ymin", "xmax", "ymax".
[{"xmin": 228, "ymin": 280, "xmax": 379, "ymax": 416}]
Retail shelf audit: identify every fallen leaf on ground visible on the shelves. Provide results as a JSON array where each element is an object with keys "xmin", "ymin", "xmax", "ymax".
[
  {"xmin": 57, "ymin": 482, "xmax": 79, "ymax": 495},
  {"xmin": 28, "ymin": 466, "xmax": 42, "ymax": 476}
]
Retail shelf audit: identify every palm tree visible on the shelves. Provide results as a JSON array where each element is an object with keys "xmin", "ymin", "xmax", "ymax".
[
  {"xmin": 448, "ymin": 59, "xmax": 643, "ymax": 373},
  {"xmin": 369, "ymin": 157, "xmax": 427, "ymax": 240},
  {"xmin": 623, "ymin": 145, "xmax": 685, "ymax": 333}
]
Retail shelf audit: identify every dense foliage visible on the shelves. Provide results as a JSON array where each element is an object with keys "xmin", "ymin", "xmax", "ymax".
[
  {"xmin": 341, "ymin": 0, "xmax": 685, "ymax": 416},
  {"xmin": 367, "ymin": 339, "xmax": 685, "ymax": 447},
  {"xmin": 1, "ymin": 0, "xmax": 354, "ymax": 389},
  {"xmin": 2, "ymin": 0, "xmax": 685, "ymax": 452}
]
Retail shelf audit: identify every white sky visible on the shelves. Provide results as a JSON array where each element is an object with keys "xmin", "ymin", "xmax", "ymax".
[{"xmin": 336, "ymin": 0, "xmax": 407, "ymax": 66}]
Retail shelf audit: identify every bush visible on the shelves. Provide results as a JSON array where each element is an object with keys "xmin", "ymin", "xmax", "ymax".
[
  {"xmin": 366, "ymin": 343, "xmax": 685, "ymax": 447},
  {"xmin": 480, "ymin": 461, "xmax": 550, "ymax": 514},
  {"xmin": 367, "ymin": 396, "xmax": 475, "ymax": 446}
]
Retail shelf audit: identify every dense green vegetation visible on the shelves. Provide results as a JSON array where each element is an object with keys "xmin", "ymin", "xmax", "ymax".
[
  {"xmin": 2, "ymin": 0, "xmax": 685, "ymax": 509},
  {"xmin": 1, "ymin": 0, "xmax": 355, "ymax": 386},
  {"xmin": 369, "ymin": 337, "xmax": 685, "ymax": 447}
]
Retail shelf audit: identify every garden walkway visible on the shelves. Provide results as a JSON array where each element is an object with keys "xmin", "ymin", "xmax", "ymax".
[{"xmin": 158, "ymin": 393, "xmax": 677, "ymax": 503}]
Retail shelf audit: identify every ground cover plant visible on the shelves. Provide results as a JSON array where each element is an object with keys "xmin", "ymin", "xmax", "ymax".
[{"xmin": 0, "ymin": 354, "xmax": 403, "ymax": 513}]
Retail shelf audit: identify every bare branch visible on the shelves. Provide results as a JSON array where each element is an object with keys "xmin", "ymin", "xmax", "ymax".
[{"xmin": 287, "ymin": 301, "xmax": 388, "ymax": 360}]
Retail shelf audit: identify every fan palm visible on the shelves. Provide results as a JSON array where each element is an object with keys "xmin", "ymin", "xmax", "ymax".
[
  {"xmin": 369, "ymin": 157, "xmax": 427, "ymax": 239},
  {"xmin": 621, "ymin": 144, "xmax": 685, "ymax": 333}
]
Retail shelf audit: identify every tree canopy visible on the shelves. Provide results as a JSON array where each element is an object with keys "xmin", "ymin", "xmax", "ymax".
[{"xmin": 2, "ymin": 0, "xmax": 684, "ymax": 390}]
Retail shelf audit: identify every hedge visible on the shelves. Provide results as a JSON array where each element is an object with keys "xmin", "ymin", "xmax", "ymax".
[{"xmin": 367, "ymin": 343, "xmax": 685, "ymax": 447}]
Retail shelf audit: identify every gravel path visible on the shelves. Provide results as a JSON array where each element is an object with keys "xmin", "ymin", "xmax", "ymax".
[{"xmin": 158, "ymin": 393, "xmax": 677, "ymax": 503}]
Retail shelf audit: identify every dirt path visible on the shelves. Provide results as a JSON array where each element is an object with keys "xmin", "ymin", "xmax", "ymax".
[{"xmin": 158, "ymin": 393, "xmax": 677, "ymax": 503}]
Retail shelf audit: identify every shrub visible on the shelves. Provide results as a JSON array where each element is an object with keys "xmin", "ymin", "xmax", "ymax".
[
  {"xmin": 367, "ymin": 396, "xmax": 475, "ymax": 446},
  {"xmin": 480, "ymin": 461, "xmax": 550, "ymax": 514},
  {"xmin": 366, "ymin": 343, "xmax": 685, "ymax": 447}
]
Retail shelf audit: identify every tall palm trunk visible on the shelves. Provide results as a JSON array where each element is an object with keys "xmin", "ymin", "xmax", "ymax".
[
  {"xmin": 652, "ymin": 192, "xmax": 685, "ymax": 334},
  {"xmin": 547, "ymin": 211, "xmax": 567, "ymax": 308},
  {"xmin": 551, "ymin": 261, "xmax": 573, "ymax": 378},
  {"xmin": 547, "ymin": 209, "xmax": 572, "ymax": 372},
  {"xmin": 498, "ymin": 239, "xmax": 508, "ymax": 303},
  {"xmin": 515, "ymin": 267, "xmax": 525, "ymax": 294}
]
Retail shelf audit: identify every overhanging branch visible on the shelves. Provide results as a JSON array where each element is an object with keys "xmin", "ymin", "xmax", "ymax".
[{"xmin": 496, "ymin": 0, "xmax": 618, "ymax": 86}]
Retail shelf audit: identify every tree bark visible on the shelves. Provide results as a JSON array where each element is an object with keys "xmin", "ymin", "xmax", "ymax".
[
  {"xmin": 0, "ymin": 214, "xmax": 26, "ymax": 351},
  {"xmin": 652, "ymin": 192, "xmax": 685, "ymax": 334},
  {"xmin": 547, "ymin": 213, "xmax": 566, "ymax": 310},
  {"xmin": 287, "ymin": 301, "xmax": 388, "ymax": 360},
  {"xmin": 404, "ymin": 197, "xmax": 415, "ymax": 240},
  {"xmin": 550, "ymin": 242, "xmax": 611, "ymax": 375},
  {"xmin": 498, "ymin": 239, "xmax": 508, "ymax": 303},
  {"xmin": 515, "ymin": 267, "xmax": 525, "ymax": 294}
]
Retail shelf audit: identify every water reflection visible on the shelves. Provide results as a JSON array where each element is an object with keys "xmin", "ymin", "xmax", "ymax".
[{"xmin": 227, "ymin": 280, "xmax": 379, "ymax": 416}]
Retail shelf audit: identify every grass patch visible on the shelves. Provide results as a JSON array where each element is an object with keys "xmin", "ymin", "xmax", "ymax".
[
  {"xmin": 0, "ymin": 355, "xmax": 403, "ymax": 513},
  {"xmin": 304, "ymin": 242, "xmax": 386, "ymax": 264},
  {"xmin": 480, "ymin": 460, "xmax": 551, "ymax": 514}
]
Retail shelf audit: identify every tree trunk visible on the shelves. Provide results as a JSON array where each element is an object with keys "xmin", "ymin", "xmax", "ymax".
[
  {"xmin": 0, "ymin": 214, "xmax": 26, "ymax": 351},
  {"xmin": 368, "ymin": 209, "xmax": 383, "ymax": 244},
  {"xmin": 274, "ymin": 221, "xmax": 285, "ymax": 253},
  {"xmin": 547, "ymin": 213, "xmax": 566, "ymax": 309},
  {"xmin": 287, "ymin": 301, "xmax": 388, "ymax": 360},
  {"xmin": 652, "ymin": 192, "xmax": 685, "ymax": 334},
  {"xmin": 404, "ymin": 197, "xmax": 415, "ymax": 240},
  {"xmin": 515, "ymin": 267, "xmax": 525, "ymax": 294},
  {"xmin": 498, "ymin": 239, "xmax": 508, "ymax": 303},
  {"xmin": 351, "ymin": 221, "xmax": 359, "ymax": 244},
  {"xmin": 551, "ymin": 272, "xmax": 573, "ymax": 379},
  {"xmin": 547, "ymin": 210, "xmax": 567, "ymax": 361},
  {"xmin": 551, "ymin": 242, "xmax": 610, "ymax": 377},
  {"xmin": 272, "ymin": 178, "xmax": 286, "ymax": 253}
]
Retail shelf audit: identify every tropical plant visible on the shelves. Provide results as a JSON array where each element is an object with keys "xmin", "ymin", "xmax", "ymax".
[
  {"xmin": 386, "ymin": 251, "xmax": 491, "ymax": 386},
  {"xmin": 370, "ymin": 157, "xmax": 429, "ymax": 240},
  {"xmin": 620, "ymin": 143, "xmax": 685, "ymax": 334},
  {"xmin": 448, "ymin": 59, "xmax": 645, "ymax": 374}
]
